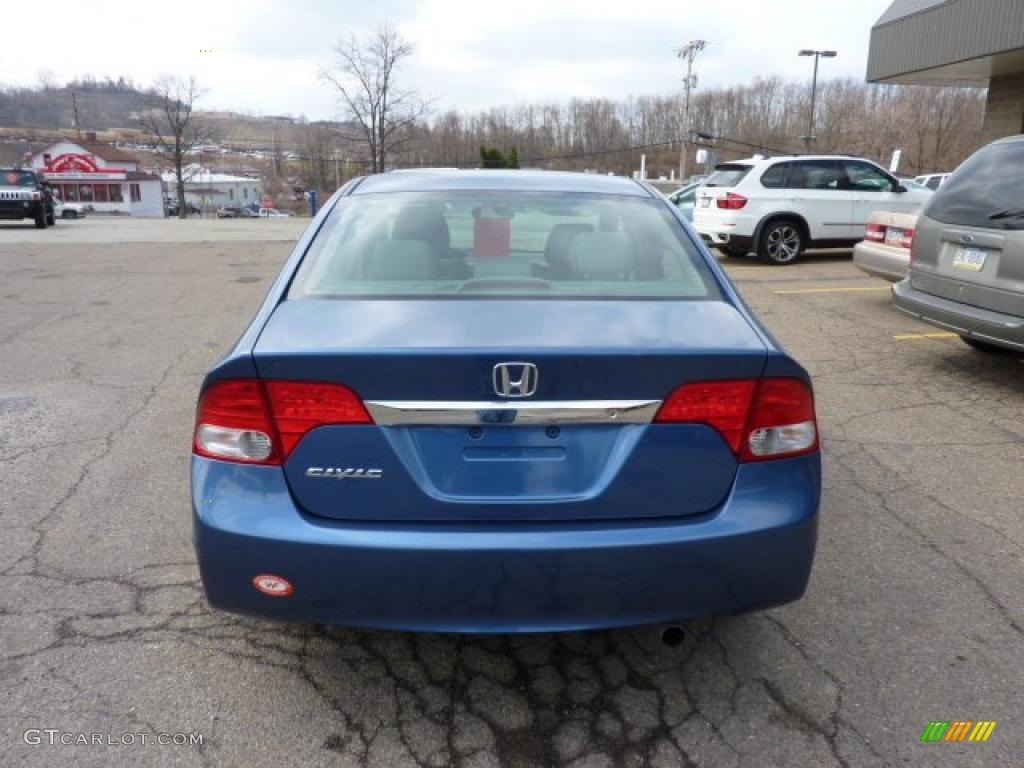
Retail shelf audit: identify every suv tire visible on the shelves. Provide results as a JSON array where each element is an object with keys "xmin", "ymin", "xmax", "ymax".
[
  {"xmin": 34, "ymin": 210, "xmax": 47, "ymax": 229},
  {"xmin": 758, "ymin": 219, "xmax": 804, "ymax": 265},
  {"xmin": 961, "ymin": 336, "xmax": 1012, "ymax": 355}
]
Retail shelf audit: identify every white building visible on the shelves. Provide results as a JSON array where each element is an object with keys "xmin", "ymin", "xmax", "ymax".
[
  {"xmin": 30, "ymin": 135, "xmax": 164, "ymax": 217},
  {"xmin": 162, "ymin": 165, "xmax": 264, "ymax": 211}
]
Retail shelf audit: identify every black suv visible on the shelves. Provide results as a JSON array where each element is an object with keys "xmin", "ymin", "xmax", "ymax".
[{"xmin": 0, "ymin": 168, "xmax": 55, "ymax": 228}]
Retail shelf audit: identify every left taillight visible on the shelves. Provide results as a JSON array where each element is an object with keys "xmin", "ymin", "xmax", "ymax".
[
  {"xmin": 193, "ymin": 379, "xmax": 372, "ymax": 465},
  {"xmin": 865, "ymin": 223, "xmax": 886, "ymax": 242},
  {"xmin": 716, "ymin": 192, "xmax": 748, "ymax": 210}
]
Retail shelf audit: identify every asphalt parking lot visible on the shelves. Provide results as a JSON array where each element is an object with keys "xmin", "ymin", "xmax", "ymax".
[{"xmin": 1, "ymin": 217, "xmax": 1021, "ymax": 767}]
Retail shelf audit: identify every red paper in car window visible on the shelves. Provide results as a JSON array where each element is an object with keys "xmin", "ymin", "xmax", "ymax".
[{"xmin": 473, "ymin": 209, "xmax": 511, "ymax": 257}]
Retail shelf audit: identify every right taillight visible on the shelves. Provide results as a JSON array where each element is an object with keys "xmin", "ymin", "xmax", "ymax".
[
  {"xmin": 655, "ymin": 377, "xmax": 817, "ymax": 462},
  {"xmin": 193, "ymin": 378, "xmax": 372, "ymax": 465},
  {"xmin": 739, "ymin": 378, "xmax": 817, "ymax": 462},
  {"xmin": 904, "ymin": 228, "xmax": 917, "ymax": 256}
]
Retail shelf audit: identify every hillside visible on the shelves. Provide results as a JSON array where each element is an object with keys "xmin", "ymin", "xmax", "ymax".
[{"xmin": 0, "ymin": 78, "xmax": 346, "ymax": 154}]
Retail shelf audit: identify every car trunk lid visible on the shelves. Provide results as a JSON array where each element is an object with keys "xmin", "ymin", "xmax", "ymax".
[{"xmin": 253, "ymin": 298, "xmax": 768, "ymax": 522}]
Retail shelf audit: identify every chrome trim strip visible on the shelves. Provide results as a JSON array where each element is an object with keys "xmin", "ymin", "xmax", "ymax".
[{"xmin": 365, "ymin": 400, "xmax": 662, "ymax": 426}]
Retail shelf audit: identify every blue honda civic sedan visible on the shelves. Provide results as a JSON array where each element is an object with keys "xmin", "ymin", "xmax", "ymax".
[{"xmin": 192, "ymin": 169, "xmax": 820, "ymax": 633}]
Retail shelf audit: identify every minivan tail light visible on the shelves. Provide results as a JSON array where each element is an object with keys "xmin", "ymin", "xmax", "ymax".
[
  {"xmin": 901, "ymin": 228, "xmax": 915, "ymax": 251},
  {"xmin": 655, "ymin": 377, "xmax": 817, "ymax": 461},
  {"xmin": 193, "ymin": 379, "xmax": 372, "ymax": 465},
  {"xmin": 716, "ymin": 192, "xmax": 748, "ymax": 210}
]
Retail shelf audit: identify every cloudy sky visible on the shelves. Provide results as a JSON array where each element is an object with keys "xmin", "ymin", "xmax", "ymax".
[{"xmin": 2, "ymin": 1, "xmax": 892, "ymax": 119}]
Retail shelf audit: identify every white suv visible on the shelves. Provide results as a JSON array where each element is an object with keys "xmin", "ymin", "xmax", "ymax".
[{"xmin": 693, "ymin": 155, "xmax": 932, "ymax": 264}]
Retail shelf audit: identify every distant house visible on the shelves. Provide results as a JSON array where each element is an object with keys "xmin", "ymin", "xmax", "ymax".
[
  {"xmin": 161, "ymin": 165, "xmax": 264, "ymax": 211},
  {"xmin": 29, "ymin": 133, "xmax": 164, "ymax": 217}
]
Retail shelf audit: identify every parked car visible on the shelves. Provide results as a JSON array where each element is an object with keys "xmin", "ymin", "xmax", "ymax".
[
  {"xmin": 166, "ymin": 200, "xmax": 201, "ymax": 217},
  {"xmin": 693, "ymin": 155, "xmax": 932, "ymax": 264},
  {"xmin": 665, "ymin": 181, "xmax": 703, "ymax": 222},
  {"xmin": 52, "ymin": 196, "xmax": 86, "ymax": 219},
  {"xmin": 898, "ymin": 178, "xmax": 933, "ymax": 193},
  {"xmin": 239, "ymin": 206, "xmax": 260, "ymax": 218},
  {"xmin": 191, "ymin": 169, "xmax": 821, "ymax": 632},
  {"xmin": 913, "ymin": 172, "xmax": 951, "ymax": 191},
  {"xmin": 0, "ymin": 168, "xmax": 54, "ymax": 228},
  {"xmin": 854, "ymin": 211, "xmax": 918, "ymax": 281},
  {"xmin": 894, "ymin": 135, "xmax": 1024, "ymax": 354},
  {"xmin": 258, "ymin": 207, "xmax": 293, "ymax": 218},
  {"xmin": 217, "ymin": 206, "xmax": 242, "ymax": 218}
]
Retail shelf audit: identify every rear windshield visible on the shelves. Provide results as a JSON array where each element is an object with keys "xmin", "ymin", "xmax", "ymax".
[
  {"xmin": 702, "ymin": 164, "xmax": 752, "ymax": 188},
  {"xmin": 924, "ymin": 141, "xmax": 1024, "ymax": 230},
  {"xmin": 288, "ymin": 191, "xmax": 721, "ymax": 300}
]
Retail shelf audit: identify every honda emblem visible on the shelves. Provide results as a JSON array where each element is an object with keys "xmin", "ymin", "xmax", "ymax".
[{"xmin": 493, "ymin": 362, "xmax": 538, "ymax": 398}]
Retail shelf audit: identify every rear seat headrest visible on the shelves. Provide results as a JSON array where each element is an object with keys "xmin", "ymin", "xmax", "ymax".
[
  {"xmin": 366, "ymin": 239, "xmax": 435, "ymax": 280},
  {"xmin": 568, "ymin": 232, "xmax": 636, "ymax": 281},
  {"xmin": 392, "ymin": 206, "xmax": 451, "ymax": 253}
]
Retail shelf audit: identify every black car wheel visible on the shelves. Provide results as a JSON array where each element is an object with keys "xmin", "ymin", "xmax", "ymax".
[
  {"xmin": 758, "ymin": 220, "xmax": 804, "ymax": 265},
  {"xmin": 34, "ymin": 210, "xmax": 47, "ymax": 229}
]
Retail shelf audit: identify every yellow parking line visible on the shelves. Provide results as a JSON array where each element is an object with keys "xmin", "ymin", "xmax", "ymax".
[
  {"xmin": 892, "ymin": 332, "xmax": 958, "ymax": 341},
  {"xmin": 773, "ymin": 286, "xmax": 890, "ymax": 295}
]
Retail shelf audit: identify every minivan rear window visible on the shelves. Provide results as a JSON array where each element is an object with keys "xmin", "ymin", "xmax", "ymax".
[
  {"xmin": 924, "ymin": 141, "xmax": 1024, "ymax": 230},
  {"xmin": 703, "ymin": 164, "xmax": 752, "ymax": 188},
  {"xmin": 288, "ymin": 191, "xmax": 721, "ymax": 300}
]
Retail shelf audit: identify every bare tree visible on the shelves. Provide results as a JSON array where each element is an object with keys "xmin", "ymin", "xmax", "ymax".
[
  {"xmin": 134, "ymin": 75, "xmax": 212, "ymax": 218},
  {"xmin": 322, "ymin": 25, "xmax": 429, "ymax": 173}
]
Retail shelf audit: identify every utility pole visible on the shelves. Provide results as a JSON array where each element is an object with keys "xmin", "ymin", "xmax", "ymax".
[
  {"xmin": 677, "ymin": 39, "xmax": 706, "ymax": 183},
  {"xmin": 798, "ymin": 49, "xmax": 837, "ymax": 152},
  {"xmin": 70, "ymin": 88, "xmax": 82, "ymax": 139}
]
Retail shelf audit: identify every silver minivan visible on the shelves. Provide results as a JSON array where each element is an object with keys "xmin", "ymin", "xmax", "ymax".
[{"xmin": 893, "ymin": 135, "xmax": 1024, "ymax": 354}]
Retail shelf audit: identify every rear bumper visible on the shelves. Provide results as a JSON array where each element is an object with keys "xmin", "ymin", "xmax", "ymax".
[
  {"xmin": 694, "ymin": 211, "xmax": 757, "ymax": 248},
  {"xmin": 193, "ymin": 454, "xmax": 820, "ymax": 632},
  {"xmin": 853, "ymin": 241, "xmax": 907, "ymax": 282},
  {"xmin": 892, "ymin": 279, "xmax": 1024, "ymax": 351}
]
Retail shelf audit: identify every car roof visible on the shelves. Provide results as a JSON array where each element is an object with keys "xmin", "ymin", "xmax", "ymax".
[
  {"xmin": 352, "ymin": 169, "xmax": 648, "ymax": 196},
  {"xmin": 718, "ymin": 155, "xmax": 877, "ymax": 167}
]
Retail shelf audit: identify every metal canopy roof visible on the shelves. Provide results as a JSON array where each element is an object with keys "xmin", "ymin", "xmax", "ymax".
[{"xmin": 867, "ymin": 0, "xmax": 1024, "ymax": 85}]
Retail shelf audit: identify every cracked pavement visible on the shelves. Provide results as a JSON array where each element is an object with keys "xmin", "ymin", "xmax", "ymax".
[{"xmin": 1, "ymin": 218, "xmax": 1021, "ymax": 767}]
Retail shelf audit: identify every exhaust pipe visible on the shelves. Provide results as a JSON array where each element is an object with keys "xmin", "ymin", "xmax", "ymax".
[{"xmin": 660, "ymin": 625, "xmax": 686, "ymax": 647}]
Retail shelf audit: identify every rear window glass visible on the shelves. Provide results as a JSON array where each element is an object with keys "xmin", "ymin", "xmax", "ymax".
[
  {"xmin": 288, "ymin": 191, "xmax": 721, "ymax": 300},
  {"xmin": 759, "ymin": 163, "xmax": 789, "ymax": 188},
  {"xmin": 924, "ymin": 142, "xmax": 1024, "ymax": 230},
  {"xmin": 703, "ymin": 165, "xmax": 752, "ymax": 188}
]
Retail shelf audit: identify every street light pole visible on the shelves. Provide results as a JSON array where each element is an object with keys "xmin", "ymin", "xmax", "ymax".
[
  {"xmin": 678, "ymin": 39, "xmax": 706, "ymax": 182},
  {"xmin": 798, "ymin": 49, "xmax": 836, "ymax": 152}
]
